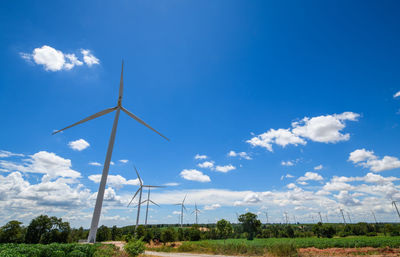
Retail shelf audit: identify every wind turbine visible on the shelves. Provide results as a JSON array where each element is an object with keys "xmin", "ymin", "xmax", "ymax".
[
  {"xmin": 325, "ymin": 213, "xmax": 329, "ymax": 223},
  {"xmin": 392, "ymin": 200, "xmax": 400, "ymax": 220},
  {"xmin": 175, "ymin": 194, "xmax": 187, "ymax": 227},
  {"xmin": 141, "ymin": 185, "xmax": 164, "ymax": 225},
  {"xmin": 127, "ymin": 167, "xmax": 163, "ymax": 229},
  {"xmin": 318, "ymin": 212, "xmax": 323, "ymax": 223},
  {"xmin": 346, "ymin": 211, "xmax": 352, "ymax": 224},
  {"xmin": 52, "ymin": 62, "xmax": 169, "ymax": 243},
  {"xmin": 339, "ymin": 208, "xmax": 346, "ymax": 224},
  {"xmin": 265, "ymin": 211, "xmax": 269, "ymax": 224},
  {"xmin": 371, "ymin": 210, "xmax": 378, "ymax": 224},
  {"xmin": 192, "ymin": 203, "xmax": 201, "ymax": 224},
  {"xmin": 284, "ymin": 212, "xmax": 289, "ymax": 224}
]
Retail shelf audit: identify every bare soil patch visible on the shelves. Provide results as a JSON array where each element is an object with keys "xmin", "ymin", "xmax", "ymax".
[{"xmin": 299, "ymin": 247, "xmax": 400, "ymax": 257}]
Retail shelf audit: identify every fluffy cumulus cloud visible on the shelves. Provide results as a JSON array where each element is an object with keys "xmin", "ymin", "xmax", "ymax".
[
  {"xmin": 394, "ymin": 91, "xmax": 400, "ymax": 98},
  {"xmin": 214, "ymin": 164, "xmax": 236, "ymax": 173},
  {"xmin": 194, "ymin": 154, "xmax": 207, "ymax": 160},
  {"xmin": 0, "ymin": 151, "xmax": 81, "ymax": 178},
  {"xmin": 349, "ymin": 149, "xmax": 400, "ymax": 172},
  {"xmin": 247, "ymin": 112, "xmax": 359, "ymax": 151},
  {"xmin": 163, "ymin": 182, "xmax": 179, "ymax": 186},
  {"xmin": 88, "ymin": 174, "xmax": 140, "ymax": 189},
  {"xmin": 197, "ymin": 161, "xmax": 214, "ymax": 169},
  {"xmin": 228, "ymin": 151, "xmax": 252, "ymax": 160},
  {"xmin": 180, "ymin": 169, "xmax": 210, "ymax": 182},
  {"xmin": 297, "ymin": 172, "xmax": 323, "ymax": 182},
  {"xmin": 68, "ymin": 139, "xmax": 90, "ymax": 151},
  {"xmin": 20, "ymin": 45, "xmax": 99, "ymax": 71},
  {"xmin": 314, "ymin": 165, "xmax": 323, "ymax": 170},
  {"xmin": 204, "ymin": 204, "xmax": 221, "ymax": 210},
  {"xmin": 119, "ymin": 159, "xmax": 129, "ymax": 164}
]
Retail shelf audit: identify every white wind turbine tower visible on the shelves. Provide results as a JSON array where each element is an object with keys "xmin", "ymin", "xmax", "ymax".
[
  {"xmin": 346, "ymin": 211, "xmax": 352, "ymax": 224},
  {"xmin": 265, "ymin": 211, "xmax": 269, "ymax": 224},
  {"xmin": 371, "ymin": 210, "xmax": 378, "ymax": 223},
  {"xmin": 175, "ymin": 194, "xmax": 187, "ymax": 227},
  {"xmin": 140, "ymin": 185, "xmax": 164, "ymax": 226},
  {"xmin": 392, "ymin": 200, "xmax": 400, "ymax": 220},
  {"xmin": 127, "ymin": 167, "xmax": 163, "ymax": 229},
  {"xmin": 318, "ymin": 212, "xmax": 323, "ymax": 223},
  {"xmin": 52, "ymin": 62, "xmax": 169, "ymax": 243},
  {"xmin": 192, "ymin": 203, "xmax": 201, "ymax": 224},
  {"xmin": 339, "ymin": 208, "xmax": 347, "ymax": 224}
]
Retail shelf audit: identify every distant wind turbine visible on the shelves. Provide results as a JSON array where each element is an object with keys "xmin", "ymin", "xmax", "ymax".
[
  {"xmin": 52, "ymin": 62, "xmax": 168, "ymax": 243},
  {"xmin": 265, "ymin": 211, "xmax": 269, "ymax": 224},
  {"xmin": 192, "ymin": 203, "xmax": 201, "ymax": 224},
  {"xmin": 325, "ymin": 213, "xmax": 329, "ymax": 223},
  {"xmin": 141, "ymin": 186, "xmax": 164, "ymax": 225},
  {"xmin": 318, "ymin": 212, "xmax": 323, "ymax": 223},
  {"xmin": 371, "ymin": 210, "xmax": 378, "ymax": 224},
  {"xmin": 175, "ymin": 194, "xmax": 187, "ymax": 227},
  {"xmin": 339, "ymin": 208, "xmax": 346, "ymax": 224},
  {"xmin": 284, "ymin": 212, "xmax": 289, "ymax": 224},
  {"xmin": 392, "ymin": 200, "xmax": 400, "ymax": 220},
  {"xmin": 128, "ymin": 167, "xmax": 163, "ymax": 229},
  {"xmin": 346, "ymin": 211, "xmax": 352, "ymax": 224}
]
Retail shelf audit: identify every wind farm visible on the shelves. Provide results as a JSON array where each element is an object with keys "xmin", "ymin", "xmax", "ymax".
[{"xmin": 2, "ymin": 1, "xmax": 400, "ymax": 256}]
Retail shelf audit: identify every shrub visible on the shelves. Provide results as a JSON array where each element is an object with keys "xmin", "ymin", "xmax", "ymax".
[
  {"xmin": 68, "ymin": 250, "xmax": 86, "ymax": 257},
  {"xmin": 51, "ymin": 250, "xmax": 65, "ymax": 257},
  {"xmin": 124, "ymin": 239, "xmax": 145, "ymax": 257}
]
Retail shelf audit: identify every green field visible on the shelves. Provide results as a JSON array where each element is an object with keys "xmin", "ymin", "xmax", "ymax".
[
  {"xmin": 150, "ymin": 237, "xmax": 400, "ymax": 256},
  {"xmin": 0, "ymin": 243, "xmax": 119, "ymax": 257}
]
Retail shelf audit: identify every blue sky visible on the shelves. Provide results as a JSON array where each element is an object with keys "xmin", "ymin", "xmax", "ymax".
[{"xmin": 1, "ymin": 0, "xmax": 400, "ymax": 227}]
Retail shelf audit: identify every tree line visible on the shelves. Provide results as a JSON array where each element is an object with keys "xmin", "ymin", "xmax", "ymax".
[{"xmin": 1, "ymin": 213, "xmax": 400, "ymax": 244}]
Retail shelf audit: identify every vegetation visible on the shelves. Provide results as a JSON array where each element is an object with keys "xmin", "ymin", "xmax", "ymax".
[
  {"xmin": 124, "ymin": 239, "xmax": 145, "ymax": 257},
  {"xmin": 0, "ymin": 243, "xmax": 102, "ymax": 257}
]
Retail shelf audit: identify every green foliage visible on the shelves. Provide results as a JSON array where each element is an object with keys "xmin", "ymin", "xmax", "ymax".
[
  {"xmin": 216, "ymin": 219, "xmax": 233, "ymax": 240},
  {"xmin": 0, "ymin": 243, "xmax": 100, "ymax": 257},
  {"xmin": 25, "ymin": 215, "xmax": 71, "ymax": 244},
  {"xmin": 134, "ymin": 226, "xmax": 145, "ymax": 239},
  {"xmin": 0, "ymin": 221, "xmax": 24, "ymax": 243},
  {"xmin": 124, "ymin": 239, "xmax": 145, "ymax": 257},
  {"xmin": 161, "ymin": 227, "xmax": 176, "ymax": 244},
  {"xmin": 238, "ymin": 212, "xmax": 261, "ymax": 240},
  {"xmin": 96, "ymin": 225, "xmax": 111, "ymax": 242},
  {"xmin": 268, "ymin": 241, "xmax": 298, "ymax": 257},
  {"xmin": 68, "ymin": 250, "xmax": 86, "ymax": 257}
]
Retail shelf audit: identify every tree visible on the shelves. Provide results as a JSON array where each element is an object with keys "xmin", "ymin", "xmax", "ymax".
[
  {"xmin": 216, "ymin": 219, "xmax": 233, "ymax": 241},
  {"xmin": 0, "ymin": 220, "xmax": 25, "ymax": 243},
  {"xmin": 96, "ymin": 225, "xmax": 111, "ymax": 242},
  {"xmin": 238, "ymin": 212, "xmax": 261, "ymax": 240},
  {"xmin": 161, "ymin": 227, "xmax": 176, "ymax": 245}
]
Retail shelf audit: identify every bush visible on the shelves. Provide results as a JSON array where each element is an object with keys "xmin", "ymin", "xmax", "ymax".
[
  {"xmin": 51, "ymin": 250, "xmax": 65, "ymax": 257},
  {"xmin": 68, "ymin": 250, "xmax": 86, "ymax": 257},
  {"xmin": 124, "ymin": 239, "xmax": 145, "ymax": 257}
]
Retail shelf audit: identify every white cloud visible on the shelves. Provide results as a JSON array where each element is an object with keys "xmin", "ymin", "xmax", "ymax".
[
  {"xmin": 298, "ymin": 172, "xmax": 323, "ymax": 182},
  {"xmin": 68, "ymin": 139, "xmax": 90, "ymax": 151},
  {"xmin": 89, "ymin": 162, "xmax": 102, "ymax": 166},
  {"xmin": 247, "ymin": 112, "xmax": 359, "ymax": 151},
  {"xmin": 281, "ymin": 174, "xmax": 294, "ymax": 180},
  {"xmin": 0, "ymin": 151, "xmax": 81, "ymax": 178},
  {"xmin": 119, "ymin": 159, "xmax": 129, "ymax": 164},
  {"xmin": 314, "ymin": 165, "xmax": 323, "ymax": 170},
  {"xmin": 281, "ymin": 161, "xmax": 294, "ymax": 166},
  {"xmin": 163, "ymin": 182, "xmax": 179, "ymax": 186},
  {"xmin": 247, "ymin": 128, "xmax": 305, "ymax": 152},
  {"xmin": 349, "ymin": 149, "xmax": 400, "ymax": 172},
  {"xmin": 20, "ymin": 45, "xmax": 98, "ymax": 71},
  {"xmin": 292, "ymin": 112, "xmax": 359, "ymax": 143},
  {"xmin": 81, "ymin": 49, "xmax": 100, "ymax": 66},
  {"xmin": 197, "ymin": 161, "xmax": 214, "ymax": 169},
  {"xmin": 204, "ymin": 204, "xmax": 221, "ymax": 210},
  {"xmin": 180, "ymin": 169, "xmax": 210, "ymax": 182},
  {"xmin": 89, "ymin": 174, "xmax": 139, "ymax": 189},
  {"xmin": 194, "ymin": 154, "xmax": 207, "ymax": 160},
  {"xmin": 110, "ymin": 161, "xmax": 115, "ymax": 165},
  {"xmin": 0, "ymin": 150, "xmax": 24, "ymax": 158},
  {"xmin": 394, "ymin": 91, "xmax": 400, "ymax": 98},
  {"xmin": 172, "ymin": 211, "xmax": 181, "ymax": 215},
  {"xmin": 228, "ymin": 151, "xmax": 252, "ymax": 160},
  {"xmin": 214, "ymin": 164, "xmax": 236, "ymax": 173},
  {"xmin": 287, "ymin": 183, "xmax": 297, "ymax": 189}
]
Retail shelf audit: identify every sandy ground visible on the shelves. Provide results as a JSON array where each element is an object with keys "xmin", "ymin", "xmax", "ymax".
[{"xmin": 145, "ymin": 251, "xmax": 245, "ymax": 257}]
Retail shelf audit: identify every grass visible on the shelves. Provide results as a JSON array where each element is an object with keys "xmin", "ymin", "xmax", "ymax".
[{"xmin": 148, "ymin": 236, "xmax": 400, "ymax": 256}]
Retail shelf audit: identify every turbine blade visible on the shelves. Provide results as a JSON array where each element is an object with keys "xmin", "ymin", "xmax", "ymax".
[
  {"xmin": 143, "ymin": 185, "xmax": 165, "ymax": 188},
  {"xmin": 121, "ymin": 107, "xmax": 169, "ymax": 141},
  {"xmin": 150, "ymin": 200, "xmax": 160, "ymax": 207},
  {"xmin": 127, "ymin": 188, "xmax": 141, "ymax": 207},
  {"xmin": 118, "ymin": 61, "xmax": 124, "ymax": 103},
  {"xmin": 134, "ymin": 166, "xmax": 143, "ymax": 185},
  {"xmin": 52, "ymin": 107, "xmax": 117, "ymax": 135},
  {"xmin": 183, "ymin": 205, "xmax": 187, "ymax": 212},
  {"xmin": 183, "ymin": 194, "xmax": 187, "ymax": 203}
]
